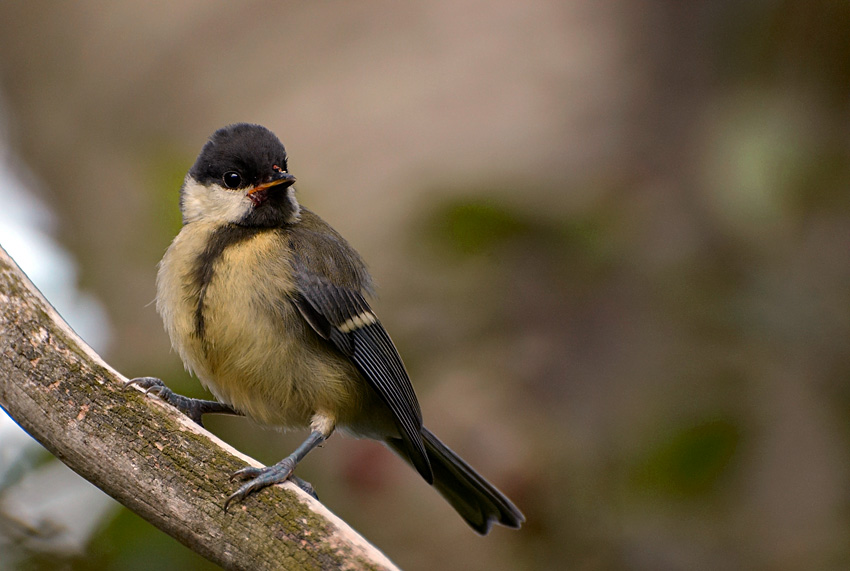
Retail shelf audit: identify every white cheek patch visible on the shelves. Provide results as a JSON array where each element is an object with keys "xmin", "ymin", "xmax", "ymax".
[
  {"xmin": 181, "ymin": 176, "xmax": 251, "ymax": 224},
  {"xmin": 286, "ymin": 186, "xmax": 302, "ymax": 223}
]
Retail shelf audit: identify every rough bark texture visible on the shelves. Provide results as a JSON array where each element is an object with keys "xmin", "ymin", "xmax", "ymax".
[{"xmin": 0, "ymin": 245, "xmax": 398, "ymax": 571}]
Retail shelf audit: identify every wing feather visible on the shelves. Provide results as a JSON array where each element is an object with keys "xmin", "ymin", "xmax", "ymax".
[{"xmin": 293, "ymin": 270, "xmax": 432, "ymax": 482}]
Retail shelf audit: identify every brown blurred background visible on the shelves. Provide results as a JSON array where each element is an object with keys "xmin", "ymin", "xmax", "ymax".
[{"xmin": 1, "ymin": 1, "xmax": 850, "ymax": 570}]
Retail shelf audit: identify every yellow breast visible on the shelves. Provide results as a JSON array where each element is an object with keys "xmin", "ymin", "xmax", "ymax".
[{"xmin": 156, "ymin": 221, "xmax": 364, "ymax": 429}]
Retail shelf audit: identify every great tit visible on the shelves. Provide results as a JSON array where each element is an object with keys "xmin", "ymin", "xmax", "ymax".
[{"xmin": 129, "ymin": 123, "xmax": 524, "ymax": 534}]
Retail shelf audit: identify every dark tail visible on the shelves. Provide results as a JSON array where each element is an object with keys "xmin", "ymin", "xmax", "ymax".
[{"xmin": 387, "ymin": 427, "xmax": 524, "ymax": 534}]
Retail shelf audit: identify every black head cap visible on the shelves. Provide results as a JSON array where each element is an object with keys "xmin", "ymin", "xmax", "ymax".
[
  {"xmin": 182, "ymin": 124, "xmax": 299, "ymax": 227},
  {"xmin": 189, "ymin": 123, "xmax": 289, "ymax": 188}
]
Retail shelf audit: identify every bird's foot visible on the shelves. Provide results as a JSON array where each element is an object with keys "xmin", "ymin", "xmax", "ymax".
[
  {"xmin": 224, "ymin": 456, "xmax": 317, "ymax": 510},
  {"xmin": 289, "ymin": 476, "xmax": 319, "ymax": 500},
  {"xmin": 125, "ymin": 376, "xmax": 238, "ymax": 427}
]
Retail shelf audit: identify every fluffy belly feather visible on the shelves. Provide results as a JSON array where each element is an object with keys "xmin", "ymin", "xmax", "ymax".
[{"xmin": 156, "ymin": 222, "xmax": 368, "ymax": 430}]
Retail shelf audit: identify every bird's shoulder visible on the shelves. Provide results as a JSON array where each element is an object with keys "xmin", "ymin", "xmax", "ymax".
[{"xmin": 285, "ymin": 208, "xmax": 374, "ymax": 295}]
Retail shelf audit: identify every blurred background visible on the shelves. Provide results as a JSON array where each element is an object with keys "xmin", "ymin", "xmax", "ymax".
[{"xmin": 1, "ymin": 1, "xmax": 849, "ymax": 570}]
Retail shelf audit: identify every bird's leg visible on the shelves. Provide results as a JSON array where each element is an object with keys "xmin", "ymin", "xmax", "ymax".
[
  {"xmin": 125, "ymin": 376, "xmax": 241, "ymax": 428},
  {"xmin": 224, "ymin": 430, "xmax": 326, "ymax": 510}
]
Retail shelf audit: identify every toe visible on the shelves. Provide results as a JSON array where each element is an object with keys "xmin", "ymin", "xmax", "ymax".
[
  {"xmin": 125, "ymin": 377, "xmax": 160, "ymax": 390},
  {"xmin": 223, "ymin": 461, "xmax": 298, "ymax": 510},
  {"xmin": 230, "ymin": 466, "xmax": 264, "ymax": 481}
]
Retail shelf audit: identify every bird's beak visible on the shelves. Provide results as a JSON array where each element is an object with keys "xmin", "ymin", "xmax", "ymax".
[{"xmin": 247, "ymin": 172, "xmax": 296, "ymax": 196}]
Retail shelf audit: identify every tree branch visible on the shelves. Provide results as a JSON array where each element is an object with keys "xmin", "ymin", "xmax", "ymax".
[{"xmin": 0, "ymin": 245, "xmax": 399, "ymax": 571}]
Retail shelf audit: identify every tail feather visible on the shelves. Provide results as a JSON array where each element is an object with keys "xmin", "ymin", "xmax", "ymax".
[{"xmin": 387, "ymin": 427, "xmax": 524, "ymax": 534}]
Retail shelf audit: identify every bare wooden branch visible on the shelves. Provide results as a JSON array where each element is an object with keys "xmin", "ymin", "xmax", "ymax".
[{"xmin": 0, "ymin": 245, "xmax": 399, "ymax": 571}]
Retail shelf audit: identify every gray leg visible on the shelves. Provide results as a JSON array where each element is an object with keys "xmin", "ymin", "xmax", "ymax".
[
  {"xmin": 224, "ymin": 430, "xmax": 326, "ymax": 510},
  {"xmin": 125, "ymin": 377, "xmax": 241, "ymax": 427}
]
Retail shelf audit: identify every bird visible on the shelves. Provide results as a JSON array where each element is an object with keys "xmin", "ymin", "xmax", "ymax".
[{"xmin": 128, "ymin": 123, "xmax": 524, "ymax": 534}]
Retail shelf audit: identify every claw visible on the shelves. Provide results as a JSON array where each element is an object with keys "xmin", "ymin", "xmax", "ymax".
[
  {"xmin": 144, "ymin": 385, "xmax": 165, "ymax": 396},
  {"xmin": 230, "ymin": 466, "xmax": 265, "ymax": 481},
  {"xmin": 223, "ymin": 458, "xmax": 299, "ymax": 512},
  {"xmin": 225, "ymin": 481, "xmax": 266, "ymax": 511},
  {"xmin": 126, "ymin": 377, "xmax": 171, "ymax": 398},
  {"xmin": 125, "ymin": 376, "xmax": 165, "ymax": 391},
  {"xmin": 290, "ymin": 476, "xmax": 319, "ymax": 500},
  {"xmin": 124, "ymin": 377, "xmax": 205, "ymax": 426}
]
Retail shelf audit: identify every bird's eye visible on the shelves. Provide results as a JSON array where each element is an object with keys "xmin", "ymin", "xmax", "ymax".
[{"xmin": 222, "ymin": 171, "xmax": 242, "ymax": 189}]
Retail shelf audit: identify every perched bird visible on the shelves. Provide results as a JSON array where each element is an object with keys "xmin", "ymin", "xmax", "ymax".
[{"xmin": 129, "ymin": 123, "xmax": 524, "ymax": 534}]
